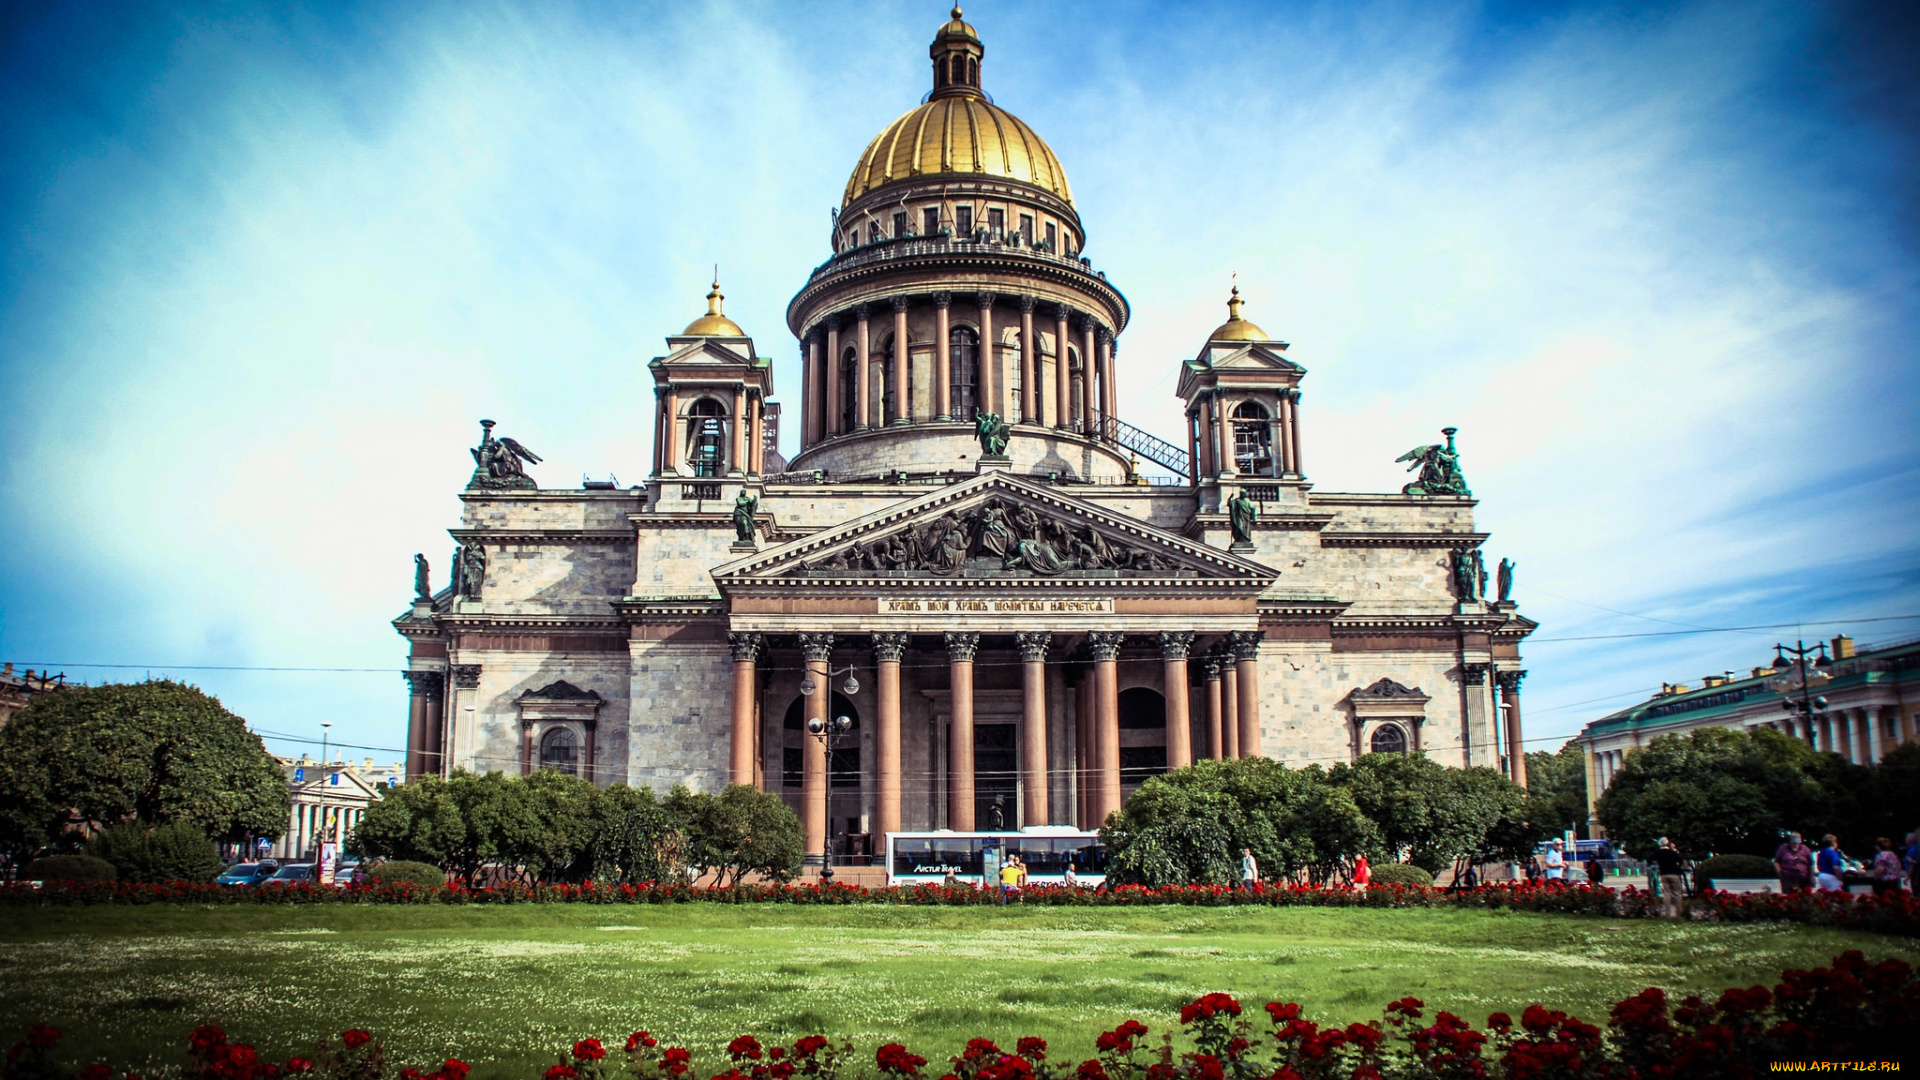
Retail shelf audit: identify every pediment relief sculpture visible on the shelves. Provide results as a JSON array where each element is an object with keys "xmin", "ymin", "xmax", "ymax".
[
  {"xmin": 517, "ymin": 680, "xmax": 603, "ymax": 702},
  {"xmin": 1351, "ymin": 678, "xmax": 1428, "ymax": 701},
  {"xmin": 793, "ymin": 496, "xmax": 1192, "ymax": 578}
]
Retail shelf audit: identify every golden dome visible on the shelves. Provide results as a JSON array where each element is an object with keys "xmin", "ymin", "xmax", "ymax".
[
  {"xmin": 682, "ymin": 277, "xmax": 745, "ymax": 337},
  {"xmin": 842, "ymin": 95, "xmax": 1073, "ymax": 208},
  {"xmin": 936, "ymin": 5, "xmax": 977, "ymax": 42},
  {"xmin": 1207, "ymin": 284, "xmax": 1270, "ymax": 342}
]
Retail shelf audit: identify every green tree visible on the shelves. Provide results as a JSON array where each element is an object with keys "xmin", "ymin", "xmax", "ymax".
[
  {"xmin": 349, "ymin": 773, "xmax": 466, "ymax": 869},
  {"xmin": 589, "ymin": 783, "xmax": 682, "ymax": 884},
  {"xmin": 508, "ymin": 768, "xmax": 599, "ymax": 883},
  {"xmin": 85, "ymin": 820, "xmax": 222, "ymax": 883},
  {"xmin": 0, "ymin": 681, "xmax": 287, "ymax": 861},
  {"xmin": 1101, "ymin": 758, "xmax": 1357, "ymax": 886},
  {"xmin": 1525, "ymin": 741, "xmax": 1591, "ymax": 838},
  {"xmin": 1597, "ymin": 727, "xmax": 1832, "ymax": 858}
]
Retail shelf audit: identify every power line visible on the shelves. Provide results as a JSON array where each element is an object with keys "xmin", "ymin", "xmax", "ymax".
[{"xmin": 1523, "ymin": 612, "xmax": 1920, "ymax": 644}]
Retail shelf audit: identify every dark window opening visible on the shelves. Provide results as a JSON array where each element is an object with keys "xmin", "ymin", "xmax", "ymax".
[
  {"xmin": 949, "ymin": 326, "xmax": 979, "ymax": 418},
  {"xmin": 967, "ymin": 57, "xmax": 977, "ymax": 86},
  {"xmin": 951, "ymin": 55, "xmax": 965, "ymax": 87},
  {"xmin": 988, "ymin": 208, "xmax": 1004, "ymax": 236},
  {"xmin": 1120, "ymin": 746, "xmax": 1169, "ymax": 786},
  {"xmin": 893, "ymin": 212, "xmax": 908, "ymax": 239},
  {"xmin": 782, "ymin": 747, "xmax": 803, "ymax": 788},
  {"xmin": 839, "ymin": 348, "xmax": 858, "ymax": 432},
  {"xmin": 539, "ymin": 727, "xmax": 578, "ymax": 776},
  {"xmin": 688, "ymin": 398, "xmax": 727, "ymax": 478},
  {"xmin": 1118, "ymin": 687, "xmax": 1166, "ymax": 730},
  {"xmin": 1370, "ymin": 725, "xmax": 1407, "ymax": 755},
  {"xmin": 881, "ymin": 335, "xmax": 898, "ymax": 420},
  {"xmin": 1233, "ymin": 400, "xmax": 1273, "ymax": 475},
  {"xmin": 956, "ymin": 206, "xmax": 973, "ymax": 235},
  {"xmin": 924, "ymin": 208, "xmax": 941, "ymax": 237},
  {"xmin": 1044, "ymin": 222, "xmax": 1057, "ymax": 250},
  {"xmin": 1018, "ymin": 214, "xmax": 1033, "ymax": 244},
  {"xmin": 974, "ymin": 723, "xmax": 1017, "ymax": 828}
]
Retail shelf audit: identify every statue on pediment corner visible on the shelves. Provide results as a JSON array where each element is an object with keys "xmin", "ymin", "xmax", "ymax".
[
  {"xmin": 458, "ymin": 541, "xmax": 486, "ymax": 600},
  {"xmin": 467, "ymin": 419, "xmax": 542, "ymax": 490},
  {"xmin": 413, "ymin": 554, "xmax": 431, "ymax": 601},
  {"xmin": 975, "ymin": 412, "xmax": 1010, "ymax": 456},
  {"xmin": 732, "ymin": 491, "xmax": 759, "ymax": 545},
  {"xmin": 1397, "ymin": 426, "xmax": 1470, "ymax": 497},
  {"xmin": 1228, "ymin": 490, "xmax": 1258, "ymax": 545}
]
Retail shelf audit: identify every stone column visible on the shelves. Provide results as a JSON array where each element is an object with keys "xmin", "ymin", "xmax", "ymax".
[
  {"xmin": 663, "ymin": 389, "xmax": 678, "ymax": 470},
  {"xmin": 799, "ymin": 632, "xmax": 834, "ymax": 864},
  {"xmin": 1462, "ymin": 663, "xmax": 1491, "ymax": 768},
  {"xmin": 825, "ymin": 318, "xmax": 842, "ymax": 437},
  {"xmin": 728, "ymin": 632, "xmax": 763, "ymax": 788},
  {"xmin": 1078, "ymin": 317, "xmax": 1097, "ymax": 434},
  {"xmin": 1088, "ymin": 631, "xmax": 1124, "ymax": 822},
  {"xmin": 1203, "ymin": 655, "xmax": 1225, "ymax": 760},
  {"xmin": 1187, "ymin": 412, "xmax": 1201, "ymax": 485},
  {"xmin": 1221, "ymin": 654, "xmax": 1240, "ymax": 759},
  {"xmin": 873, "ymin": 632, "xmax": 908, "ymax": 840},
  {"xmin": 855, "ymin": 304, "xmax": 872, "ymax": 430},
  {"xmin": 1277, "ymin": 387, "xmax": 1295, "ymax": 475},
  {"xmin": 652, "ymin": 389, "xmax": 667, "ymax": 476},
  {"xmin": 520, "ymin": 720, "xmax": 535, "ymax": 777},
  {"xmin": 1159, "ymin": 632, "xmax": 1194, "ymax": 769},
  {"xmin": 1231, "ymin": 631, "xmax": 1262, "ymax": 758},
  {"xmin": 933, "ymin": 292, "xmax": 952, "ymax": 420},
  {"xmin": 1016, "ymin": 632, "xmax": 1051, "ymax": 827},
  {"xmin": 1287, "ymin": 390, "xmax": 1304, "ymax": 477},
  {"xmin": 976, "ymin": 293, "xmax": 997, "ymax": 421},
  {"xmin": 946, "ymin": 632, "xmax": 979, "ymax": 830},
  {"xmin": 1075, "ymin": 669, "xmax": 1092, "ymax": 826},
  {"xmin": 423, "ymin": 676, "xmax": 445, "ymax": 778},
  {"xmin": 1098, "ymin": 329, "xmax": 1116, "ymax": 436},
  {"xmin": 1054, "ymin": 304, "xmax": 1072, "ymax": 431},
  {"xmin": 1019, "ymin": 295, "xmax": 1038, "ymax": 424},
  {"xmin": 582, "ymin": 719, "xmax": 597, "ymax": 785},
  {"xmin": 1497, "ymin": 670, "xmax": 1528, "ymax": 787},
  {"xmin": 891, "ymin": 296, "xmax": 911, "ymax": 425},
  {"xmin": 730, "ymin": 386, "xmax": 746, "ymax": 474},
  {"xmin": 404, "ymin": 672, "xmax": 430, "ymax": 780},
  {"xmin": 803, "ymin": 332, "xmax": 820, "ymax": 448}
]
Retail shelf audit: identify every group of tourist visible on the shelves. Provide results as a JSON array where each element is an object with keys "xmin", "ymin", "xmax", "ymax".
[{"xmin": 1770, "ymin": 831, "xmax": 1916, "ymax": 895}]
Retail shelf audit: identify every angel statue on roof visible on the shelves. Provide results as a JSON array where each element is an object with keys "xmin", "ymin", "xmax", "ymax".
[
  {"xmin": 1396, "ymin": 426, "xmax": 1470, "ymax": 497},
  {"xmin": 467, "ymin": 419, "xmax": 542, "ymax": 490}
]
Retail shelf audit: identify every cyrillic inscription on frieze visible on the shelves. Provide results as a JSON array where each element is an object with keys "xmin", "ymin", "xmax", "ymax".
[{"xmin": 880, "ymin": 597, "xmax": 1115, "ymax": 615}]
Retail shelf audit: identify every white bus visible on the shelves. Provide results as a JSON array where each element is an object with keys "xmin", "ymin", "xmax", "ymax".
[{"xmin": 885, "ymin": 827, "xmax": 1109, "ymax": 887}]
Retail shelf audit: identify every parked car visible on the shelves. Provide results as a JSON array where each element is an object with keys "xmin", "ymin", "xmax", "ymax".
[
  {"xmin": 265, "ymin": 863, "xmax": 317, "ymax": 885},
  {"xmin": 215, "ymin": 863, "xmax": 277, "ymax": 887}
]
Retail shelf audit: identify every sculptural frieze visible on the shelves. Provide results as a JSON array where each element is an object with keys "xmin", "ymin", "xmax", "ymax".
[
  {"xmin": 467, "ymin": 419, "xmax": 542, "ymax": 490},
  {"xmin": 794, "ymin": 497, "xmax": 1187, "ymax": 577},
  {"xmin": 1396, "ymin": 426, "xmax": 1470, "ymax": 497}
]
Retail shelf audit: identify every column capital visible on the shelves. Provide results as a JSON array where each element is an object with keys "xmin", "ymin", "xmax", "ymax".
[
  {"xmin": 1202, "ymin": 654, "xmax": 1224, "ymax": 679},
  {"xmin": 872, "ymin": 632, "xmax": 909, "ymax": 663},
  {"xmin": 402, "ymin": 671, "xmax": 441, "ymax": 696},
  {"xmin": 1495, "ymin": 669, "xmax": 1527, "ymax": 693},
  {"xmin": 854, "ymin": 303, "xmax": 871, "ymax": 321},
  {"xmin": 1228, "ymin": 630, "xmax": 1264, "ymax": 660},
  {"xmin": 826, "ymin": 315, "xmax": 843, "ymax": 332},
  {"xmin": 1462, "ymin": 662, "xmax": 1490, "ymax": 686},
  {"xmin": 1016, "ymin": 631, "xmax": 1052, "ymax": 662},
  {"xmin": 976, "ymin": 291, "xmax": 997, "ymax": 310},
  {"xmin": 451, "ymin": 664, "xmax": 481, "ymax": 690},
  {"xmin": 1087, "ymin": 631, "xmax": 1125, "ymax": 662},
  {"xmin": 1019, "ymin": 294, "xmax": 1038, "ymax": 313},
  {"xmin": 1097, "ymin": 326, "xmax": 1113, "ymax": 346},
  {"xmin": 1158, "ymin": 631, "xmax": 1195, "ymax": 660},
  {"xmin": 1053, "ymin": 302, "xmax": 1074, "ymax": 321},
  {"xmin": 799, "ymin": 632, "xmax": 836, "ymax": 662},
  {"xmin": 932, "ymin": 290, "xmax": 952, "ymax": 309},
  {"xmin": 891, "ymin": 295, "xmax": 911, "ymax": 313},
  {"xmin": 728, "ymin": 632, "xmax": 764, "ymax": 663},
  {"xmin": 1075, "ymin": 314, "xmax": 1095, "ymax": 333},
  {"xmin": 945, "ymin": 631, "xmax": 980, "ymax": 662}
]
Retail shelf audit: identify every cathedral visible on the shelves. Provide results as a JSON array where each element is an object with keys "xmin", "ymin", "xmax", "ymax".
[{"xmin": 394, "ymin": 8, "xmax": 1536, "ymax": 865}]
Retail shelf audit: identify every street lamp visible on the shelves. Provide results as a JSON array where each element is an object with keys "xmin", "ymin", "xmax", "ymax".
[
  {"xmin": 1766, "ymin": 640, "xmax": 1832, "ymax": 748},
  {"xmin": 318, "ymin": 721, "xmax": 333, "ymax": 878},
  {"xmin": 805, "ymin": 713, "xmax": 854, "ymax": 878}
]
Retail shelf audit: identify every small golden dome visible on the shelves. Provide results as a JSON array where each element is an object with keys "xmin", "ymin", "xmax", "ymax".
[
  {"xmin": 682, "ymin": 277, "xmax": 746, "ymax": 337},
  {"xmin": 843, "ymin": 96, "xmax": 1072, "ymax": 208},
  {"xmin": 936, "ymin": 6, "xmax": 977, "ymax": 41},
  {"xmin": 1207, "ymin": 284, "xmax": 1270, "ymax": 342}
]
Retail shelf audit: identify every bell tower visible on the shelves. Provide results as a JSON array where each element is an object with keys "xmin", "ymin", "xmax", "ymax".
[
  {"xmin": 647, "ymin": 278, "xmax": 774, "ymax": 488},
  {"xmin": 1176, "ymin": 284, "xmax": 1306, "ymax": 507}
]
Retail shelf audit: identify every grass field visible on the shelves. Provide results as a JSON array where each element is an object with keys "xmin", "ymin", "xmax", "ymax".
[{"xmin": 4, "ymin": 904, "xmax": 1915, "ymax": 1076}]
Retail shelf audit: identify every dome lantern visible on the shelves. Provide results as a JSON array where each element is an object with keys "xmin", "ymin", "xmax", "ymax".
[
  {"xmin": 1207, "ymin": 282, "xmax": 1271, "ymax": 342},
  {"xmin": 682, "ymin": 275, "xmax": 746, "ymax": 337},
  {"xmin": 929, "ymin": 6, "xmax": 984, "ymax": 100}
]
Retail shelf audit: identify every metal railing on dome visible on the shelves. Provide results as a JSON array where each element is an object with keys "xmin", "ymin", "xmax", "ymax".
[
  {"xmin": 804, "ymin": 233, "xmax": 1114, "ymax": 287},
  {"xmin": 1099, "ymin": 415, "xmax": 1190, "ymax": 478}
]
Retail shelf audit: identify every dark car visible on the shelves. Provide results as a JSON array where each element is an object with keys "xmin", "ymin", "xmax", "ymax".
[
  {"xmin": 265, "ymin": 863, "xmax": 317, "ymax": 885},
  {"xmin": 215, "ymin": 863, "xmax": 276, "ymax": 887}
]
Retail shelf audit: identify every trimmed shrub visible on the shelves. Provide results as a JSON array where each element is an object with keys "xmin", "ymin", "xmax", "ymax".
[
  {"xmin": 1694, "ymin": 853, "xmax": 1778, "ymax": 892},
  {"xmin": 85, "ymin": 821, "xmax": 222, "ymax": 884},
  {"xmin": 368, "ymin": 860, "xmax": 446, "ymax": 887},
  {"xmin": 1368, "ymin": 863, "xmax": 1434, "ymax": 887},
  {"xmin": 23, "ymin": 854, "xmax": 116, "ymax": 881}
]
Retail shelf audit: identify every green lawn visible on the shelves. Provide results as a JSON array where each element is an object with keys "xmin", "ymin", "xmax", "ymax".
[{"xmin": 3, "ymin": 904, "xmax": 1914, "ymax": 1076}]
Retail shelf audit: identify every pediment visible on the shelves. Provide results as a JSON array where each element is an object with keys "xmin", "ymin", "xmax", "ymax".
[
  {"xmin": 1349, "ymin": 678, "xmax": 1430, "ymax": 703},
  {"xmin": 715, "ymin": 472, "xmax": 1276, "ymax": 587},
  {"xmin": 518, "ymin": 679, "xmax": 602, "ymax": 702},
  {"xmin": 1204, "ymin": 342, "xmax": 1300, "ymax": 371},
  {"xmin": 650, "ymin": 337, "xmax": 762, "ymax": 368}
]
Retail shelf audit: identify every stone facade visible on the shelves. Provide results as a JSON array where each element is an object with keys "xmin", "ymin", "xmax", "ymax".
[{"xmin": 394, "ymin": 10, "xmax": 1536, "ymax": 862}]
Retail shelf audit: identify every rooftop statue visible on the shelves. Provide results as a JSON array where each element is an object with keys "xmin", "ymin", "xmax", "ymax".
[
  {"xmin": 733, "ymin": 491, "xmax": 759, "ymax": 545},
  {"xmin": 1451, "ymin": 548, "xmax": 1487, "ymax": 603},
  {"xmin": 1396, "ymin": 426, "xmax": 1470, "ymax": 496},
  {"xmin": 975, "ymin": 412, "xmax": 1010, "ymax": 457},
  {"xmin": 413, "ymin": 554, "xmax": 431, "ymax": 601},
  {"xmin": 1497, "ymin": 557, "xmax": 1515, "ymax": 604},
  {"xmin": 1227, "ymin": 490, "xmax": 1259, "ymax": 545},
  {"xmin": 467, "ymin": 419, "xmax": 542, "ymax": 490},
  {"xmin": 458, "ymin": 541, "xmax": 486, "ymax": 600}
]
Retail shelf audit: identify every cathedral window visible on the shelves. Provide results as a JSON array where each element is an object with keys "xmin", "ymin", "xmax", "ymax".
[
  {"xmin": 893, "ymin": 212, "xmax": 908, "ymax": 238},
  {"xmin": 1233, "ymin": 401, "xmax": 1274, "ymax": 476},
  {"xmin": 839, "ymin": 348, "xmax": 858, "ymax": 433},
  {"xmin": 1018, "ymin": 214, "xmax": 1033, "ymax": 244},
  {"xmin": 881, "ymin": 335, "xmax": 898, "ymax": 421},
  {"xmin": 988, "ymin": 208, "xmax": 1004, "ymax": 237},
  {"xmin": 956, "ymin": 206, "xmax": 972, "ymax": 236},
  {"xmin": 688, "ymin": 398, "xmax": 727, "ymax": 477},
  {"xmin": 949, "ymin": 326, "xmax": 979, "ymax": 418},
  {"xmin": 950, "ymin": 55, "xmax": 965, "ymax": 87},
  {"xmin": 1044, "ymin": 221, "xmax": 1057, "ymax": 251},
  {"xmin": 967, "ymin": 56, "xmax": 977, "ymax": 86},
  {"xmin": 924, "ymin": 207, "xmax": 941, "ymax": 237},
  {"xmin": 1369, "ymin": 724, "xmax": 1408, "ymax": 756},
  {"xmin": 539, "ymin": 727, "xmax": 579, "ymax": 775}
]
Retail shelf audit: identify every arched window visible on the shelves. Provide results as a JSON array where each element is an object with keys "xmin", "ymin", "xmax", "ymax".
[
  {"xmin": 688, "ymin": 398, "xmax": 727, "ymax": 477},
  {"xmin": 935, "ymin": 58, "xmax": 948, "ymax": 88},
  {"xmin": 1233, "ymin": 401, "xmax": 1274, "ymax": 475},
  {"xmin": 949, "ymin": 326, "xmax": 979, "ymax": 419},
  {"xmin": 1370, "ymin": 724, "xmax": 1407, "ymax": 756},
  {"xmin": 1068, "ymin": 347, "xmax": 1084, "ymax": 431},
  {"xmin": 540, "ymin": 727, "xmax": 579, "ymax": 775},
  {"xmin": 839, "ymin": 347, "xmax": 858, "ymax": 433},
  {"xmin": 950, "ymin": 55, "xmax": 964, "ymax": 87},
  {"xmin": 967, "ymin": 57, "xmax": 977, "ymax": 86},
  {"xmin": 881, "ymin": 335, "xmax": 898, "ymax": 423}
]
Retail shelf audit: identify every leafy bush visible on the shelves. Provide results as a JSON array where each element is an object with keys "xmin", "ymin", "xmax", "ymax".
[
  {"xmin": 21, "ymin": 854, "xmax": 116, "ymax": 881},
  {"xmin": 1693, "ymin": 853, "xmax": 1778, "ymax": 892},
  {"xmin": 367, "ymin": 860, "xmax": 445, "ymax": 887},
  {"xmin": 1368, "ymin": 863, "xmax": 1433, "ymax": 887},
  {"xmin": 85, "ymin": 821, "xmax": 222, "ymax": 884}
]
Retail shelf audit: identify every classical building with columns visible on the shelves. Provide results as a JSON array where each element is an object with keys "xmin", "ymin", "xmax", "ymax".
[
  {"xmin": 1576, "ymin": 633, "xmax": 1920, "ymax": 833},
  {"xmin": 393, "ymin": 8, "xmax": 1536, "ymax": 863}
]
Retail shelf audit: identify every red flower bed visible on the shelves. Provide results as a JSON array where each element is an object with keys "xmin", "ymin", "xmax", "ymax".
[
  {"xmin": 4, "ymin": 878, "xmax": 1916, "ymax": 936},
  {"xmin": 4, "ymin": 952, "xmax": 1913, "ymax": 1079}
]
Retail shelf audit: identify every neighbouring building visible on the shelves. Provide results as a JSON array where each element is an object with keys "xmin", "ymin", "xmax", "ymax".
[
  {"xmin": 393, "ymin": 9, "xmax": 1537, "ymax": 866},
  {"xmin": 1575, "ymin": 634, "xmax": 1920, "ymax": 831},
  {"xmin": 0, "ymin": 664, "xmax": 63, "ymax": 730},
  {"xmin": 268, "ymin": 756, "xmax": 401, "ymax": 862}
]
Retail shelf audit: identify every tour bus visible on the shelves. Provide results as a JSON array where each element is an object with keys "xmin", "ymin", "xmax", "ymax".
[{"xmin": 885, "ymin": 826, "xmax": 1108, "ymax": 887}]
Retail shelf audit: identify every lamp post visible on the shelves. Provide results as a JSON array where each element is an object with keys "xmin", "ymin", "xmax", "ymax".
[
  {"xmin": 1767, "ymin": 640, "xmax": 1832, "ymax": 749},
  {"xmin": 799, "ymin": 665, "xmax": 860, "ymax": 877},
  {"xmin": 318, "ymin": 720, "xmax": 333, "ymax": 880}
]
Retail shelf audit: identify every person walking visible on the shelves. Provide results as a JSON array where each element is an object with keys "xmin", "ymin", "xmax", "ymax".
[
  {"xmin": 1815, "ymin": 834, "xmax": 1847, "ymax": 893},
  {"xmin": 1542, "ymin": 839, "xmax": 1566, "ymax": 881},
  {"xmin": 1772, "ymin": 832, "xmax": 1814, "ymax": 893},
  {"xmin": 1870, "ymin": 838, "xmax": 1903, "ymax": 897},
  {"xmin": 1352, "ymin": 853, "xmax": 1370, "ymax": 890},
  {"xmin": 1240, "ymin": 848, "xmax": 1259, "ymax": 890},
  {"xmin": 1652, "ymin": 839, "xmax": 1687, "ymax": 917}
]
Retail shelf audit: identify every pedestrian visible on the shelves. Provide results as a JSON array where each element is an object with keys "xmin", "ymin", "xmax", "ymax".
[
  {"xmin": 1542, "ymin": 840, "xmax": 1566, "ymax": 881},
  {"xmin": 1351, "ymin": 853, "xmax": 1370, "ymax": 890},
  {"xmin": 1240, "ymin": 848, "xmax": 1259, "ymax": 890},
  {"xmin": 1815, "ymin": 834, "xmax": 1847, "ymax": 893},
  {"xmin": 997, "ymin": 854, "xmax": 1021, "ymax": 905},
  {"xmin": 942, "ymin": 868, "xmax": 959, "ymax": 889},
  {"xmin": 1870, "ymin": 838, "xmax": 1903, "ymax": 897},
  {"xmin": 1587, "ymin": 847, "xmax": 1606, "ymax": 888},
  {"xmin": 1652, "ymin": 838, "xmax": 1686, "ymax": 917},
  {"xmin": 1772, "ymin": 832, "xmax": 1814, "ymax": 893},
  {"xmin": 1063, "ymin": 863, "xmax": 1079, "ymax": 889}
]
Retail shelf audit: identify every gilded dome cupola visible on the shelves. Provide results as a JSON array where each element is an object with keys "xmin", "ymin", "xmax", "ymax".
[{"xmin": 930, "ymin": 6, "xmax": 982, "ymax": 99}]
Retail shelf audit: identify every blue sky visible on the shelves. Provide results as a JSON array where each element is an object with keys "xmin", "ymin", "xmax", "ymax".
[{"xmin": 2, "ymin": 0, "xmax": 1916, "ymax": 768}]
